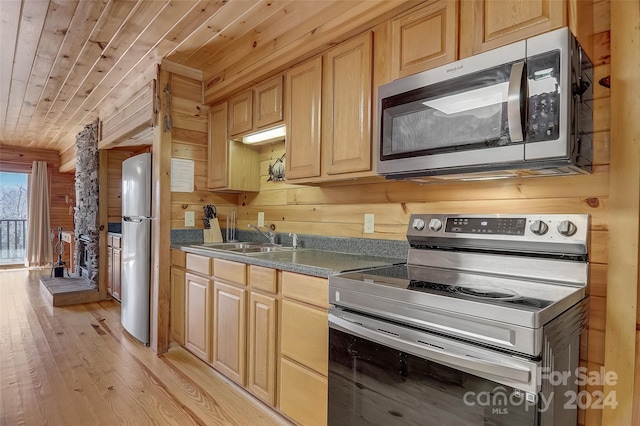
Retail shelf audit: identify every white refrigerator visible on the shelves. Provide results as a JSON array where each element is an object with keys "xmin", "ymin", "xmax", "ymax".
[{"xmin": 121, "ymin": 153, "xmax": 152, "ymax": 344}]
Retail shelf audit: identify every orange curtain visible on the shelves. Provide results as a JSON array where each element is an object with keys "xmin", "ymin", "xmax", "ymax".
[{"xmin": 25, "ymin": 161, "xmax": 52, "ymax": 267}]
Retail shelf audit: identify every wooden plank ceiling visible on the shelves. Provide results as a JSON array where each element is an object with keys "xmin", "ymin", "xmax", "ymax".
[{"xmin": 0, "ymin": 0, "xmax": 413, "ymax": 156}]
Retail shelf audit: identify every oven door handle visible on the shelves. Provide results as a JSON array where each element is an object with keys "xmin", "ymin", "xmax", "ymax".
[
  {"xmin": 507, "ymin": 61, "xmax": 525, "ymax": 142},
  {"xmin": 329, "ymin": 314, "xmax": 532, "ymax": 384}
]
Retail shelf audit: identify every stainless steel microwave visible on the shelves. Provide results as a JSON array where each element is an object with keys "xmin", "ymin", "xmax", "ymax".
[{"xmin": 376, "ymin": 27, "xmax": 593, "ymax": 181}]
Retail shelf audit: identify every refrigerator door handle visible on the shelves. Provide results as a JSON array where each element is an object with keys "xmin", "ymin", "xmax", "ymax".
[{"xmin": 123, "ymin": 216, "xmax": 152, "ymax": 223}]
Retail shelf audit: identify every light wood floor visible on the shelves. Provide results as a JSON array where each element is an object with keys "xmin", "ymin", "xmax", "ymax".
[{"xmin": 0, "ymin": 269, "xmax": 291, "ymax": 426}]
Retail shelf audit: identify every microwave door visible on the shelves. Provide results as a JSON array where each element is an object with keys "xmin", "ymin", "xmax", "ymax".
[{"xmin": 379, "ymin": 61, "xmax": 526, "ymax": 174}]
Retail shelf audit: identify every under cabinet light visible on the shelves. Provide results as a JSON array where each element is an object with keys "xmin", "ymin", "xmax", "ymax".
[{"xmin": 242, "ymin": 125, "xmax": 286, "ymax": 144}]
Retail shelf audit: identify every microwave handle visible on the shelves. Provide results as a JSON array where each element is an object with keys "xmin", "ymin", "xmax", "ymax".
[{"xmin": 507, "ymin": 61, "xmax": 525, "ymax": 142}]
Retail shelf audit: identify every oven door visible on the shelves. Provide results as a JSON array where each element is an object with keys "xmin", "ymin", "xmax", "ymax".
[{"xmin": 328, "ymin": 308, "xmax": 541, "ymax": 426}]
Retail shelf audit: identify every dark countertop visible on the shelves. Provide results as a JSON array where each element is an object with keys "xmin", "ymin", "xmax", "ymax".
[{"xmin": 174, "ymin": 243, "xmax": 405, "ymax": 278}]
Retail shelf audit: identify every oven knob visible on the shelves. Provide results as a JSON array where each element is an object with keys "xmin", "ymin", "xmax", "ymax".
[
  {"xmin": 530, "ymin": 220, "xmax": 549, "ymax": 235},
  {"xmin": 558, "ymin": 220, "xmax": 578, "ymax": 237},
  {"xmin": 428, "ymin": 218, "xmax": 443, "ymax": 232},
  {"xmin": 412, "ymin": 218, "xmax": 425, "ymax": 231}
]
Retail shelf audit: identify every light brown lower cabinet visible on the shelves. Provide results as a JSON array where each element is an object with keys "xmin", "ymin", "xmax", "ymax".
[
  {"xmin": 107, "ymin": 246, "xmax": 113, "ymax": 296},
  {"xmin": 247, "ymin": 291, "xmax": 277, "ymax": 405},
  {"xmin": 170, "ymin": 267, "xmax": 185, "ymax": 345},
  {"xmin": 185, "ymin": 273, "xmax": 212, "ymax": 363},
  {"xmin": 279, "ymin": 271, "xmax": 329, "ymax": 425},
  {"xmin": 107, "ymin": 236, "xmax": 122, "ymax": 301},
  {"xmin": 178, "ymin": 258, "xmax": 326, "ymax": 423},
  {"xmin": 112, "ymin": 248, "xmax": 121, "ymax": 301},
  {"xmin": 279, "ymin": 357, "xmax": 328, "ymax": 426},
  {"xmin": 213, "ymin": 280, "xmax": 247, "ymax": 385},
  {"xmin": 280, "ymin": 300, "xmax": 328, "ymax": 375}
]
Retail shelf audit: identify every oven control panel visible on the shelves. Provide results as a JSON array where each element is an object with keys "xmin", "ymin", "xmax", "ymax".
[
  {"xmin": 407, "ymin": 214, "xmax": 590, "ymax": 256},
  {"xmin": 444, "ymin": 217, "xmax": 527, "ymax": 235}
]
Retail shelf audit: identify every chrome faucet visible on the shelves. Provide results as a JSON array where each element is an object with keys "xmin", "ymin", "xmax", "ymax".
[
  {"xmin": 248, "ymin": 224, "xmax": 276, "ymax": 245},
  {"xmin": 289, "ymin": 233, "xmax": 298, "ymax": 250}
]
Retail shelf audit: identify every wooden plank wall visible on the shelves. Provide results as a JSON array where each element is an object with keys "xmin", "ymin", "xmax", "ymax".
[
  {"xmin": 105, "ymin": 147, "xmax": 151, "ymax": 223},
  {"xmin": 0, "ymin": 146, "xmax": 75, "ymax": 268},
  {"xmin": 169, "ymin": 74, "xmax": 238, "ymax": 231},
  {"xmin": 234, "ymin": 2, "xmax": 611, "ymax": 425}
]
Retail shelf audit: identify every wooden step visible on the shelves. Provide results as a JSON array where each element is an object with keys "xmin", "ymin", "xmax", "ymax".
[{"xmin": 39, "ymin": 275, "xmax": 100, "ymax": 307}]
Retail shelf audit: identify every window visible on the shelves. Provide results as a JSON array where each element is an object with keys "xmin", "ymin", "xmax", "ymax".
[{"xmin": 0, "ymin": 171, "xmax": 28, "ymax": 265}]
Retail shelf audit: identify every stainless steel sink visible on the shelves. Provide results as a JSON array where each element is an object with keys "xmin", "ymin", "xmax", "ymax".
[
  {"xmin": 197, "ymin": 242, "xmax": 259, "ymax": 249},
  {"xmin": 227, "ymin": 246, "xmax": 295, "ymax": 254},
  {"xmin": 189, "ymin": 242, "xmax": 295, "ymax": 254}
]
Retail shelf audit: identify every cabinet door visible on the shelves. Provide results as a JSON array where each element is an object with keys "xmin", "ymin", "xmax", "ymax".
[
  {"xmin": 279, "ymin": 357, "xmax": 327, "ymax": 426},
  {"xmin": 185, "ymin": 273, "xmax": 212, "ymax": 363},
  {"xmin": 285, "ymin": 56, "xmax": 322, "ymax": 180},
  {"xmin": 391, "ymin": 0, "xmax": 458, "ymax": 79},
  {"xmin": 213, "ymin": 281, "xmax": 247, "ymax": 385},
  {"xmin": 228, "ymin": 90, "xmax": 253, "ymax": 136},
  {"xmin": 280, "ymin": 299, "xmax": 328, "ymax": 376},
  {"xmin": 207, "ymin": 102, "xmax": 229, "ymax": 190},
  {"xmin": 323, "ymin": 32, "xmax": 373, "ymax": 176},
  {"xmin": 107, "ymin": 246, "xmax": 113, "ymax": 296},
  {"xmin": 254, "ymin": 75, "xmax": 283, "ymax": 129},
  {"xmin": 248, "ymin": 292, "xmax": 277, "ymax": 406},
  {"xmin": 112, "ymin": 248, "xmax": 121, "ymax": 301},
  {"xmin": 459, "ymin": 0, "xmax": 565, "ymax": 58},
  {"xmin": 170, "ymin": 267, "xmax": 185, "ymax": 345}
]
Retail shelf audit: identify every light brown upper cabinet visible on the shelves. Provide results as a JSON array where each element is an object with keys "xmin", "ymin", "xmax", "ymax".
[
  {"xmin": 459, "ymin": 0, "xmax": 566, "ymax": 58},
  {"xmin": 285, "ymin": 57, "xmax": 323, "ymax": 180},
  {"xmin": 228, "ymin": 75, "xmax": 284, "ymax": 138},
  {"xmin": 391, "ymin": 0, "xmax": 458, "ymax": 80},
  {"xmin": 228, "ymin": 91, "xmax": 253, "ymax": 136},
  {"xmin": 322, "ymin": 31, "xmax": 373, "ymax": 176},
  {"xmin": 286, "ymin": 32, "xmax": 376, "ymax": 183},
  {"xmin": 254, "ymin": 75, "xmax": 284, "ymax": 129},
  {"xmin": 207, "ymin": 102, "xmax": 260, "ymax": 192}
]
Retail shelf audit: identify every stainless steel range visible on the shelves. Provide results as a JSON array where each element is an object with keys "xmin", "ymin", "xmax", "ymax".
[{"xmin": 328, "ymin": 214, "xmax": 589, "ymax": 426}]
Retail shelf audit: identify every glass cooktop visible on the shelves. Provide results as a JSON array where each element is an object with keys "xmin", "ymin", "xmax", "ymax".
[{"xmin": 334, "ymin": 264, "xmax": 567, "ymax": 313}]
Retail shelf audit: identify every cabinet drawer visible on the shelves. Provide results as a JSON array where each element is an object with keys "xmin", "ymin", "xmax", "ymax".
[
  {"xmin": 249, "ymin": 265, "xmax": 277, "ymax": 293},
  {"xmin": 282, "ymin": 271, "xmax": 327, "ymax": 308},
  {"xmin": 186, "ymin": 253, "xmax": 213, "ymax": 276},
  {"xmin": 112, "ymin": 236, "xmax": 121, "ymax": 249},
  {"xmin": 107, "ymin": 235, "xmax": 113, "ymax": 247},
  {"xmin": 281, "ymin": 299, "xmax": 328, "ymax": 376},
  {"xmin": 279, "ymin": 357, "xmax": 327, "ymax": 426},
  {"xmin": 214, "ymin": 258, "xmax": 246, "ymax": 285},
  {"xmin": 171, "ymin": 249, "xmax": 186, "ymax": 268}
]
